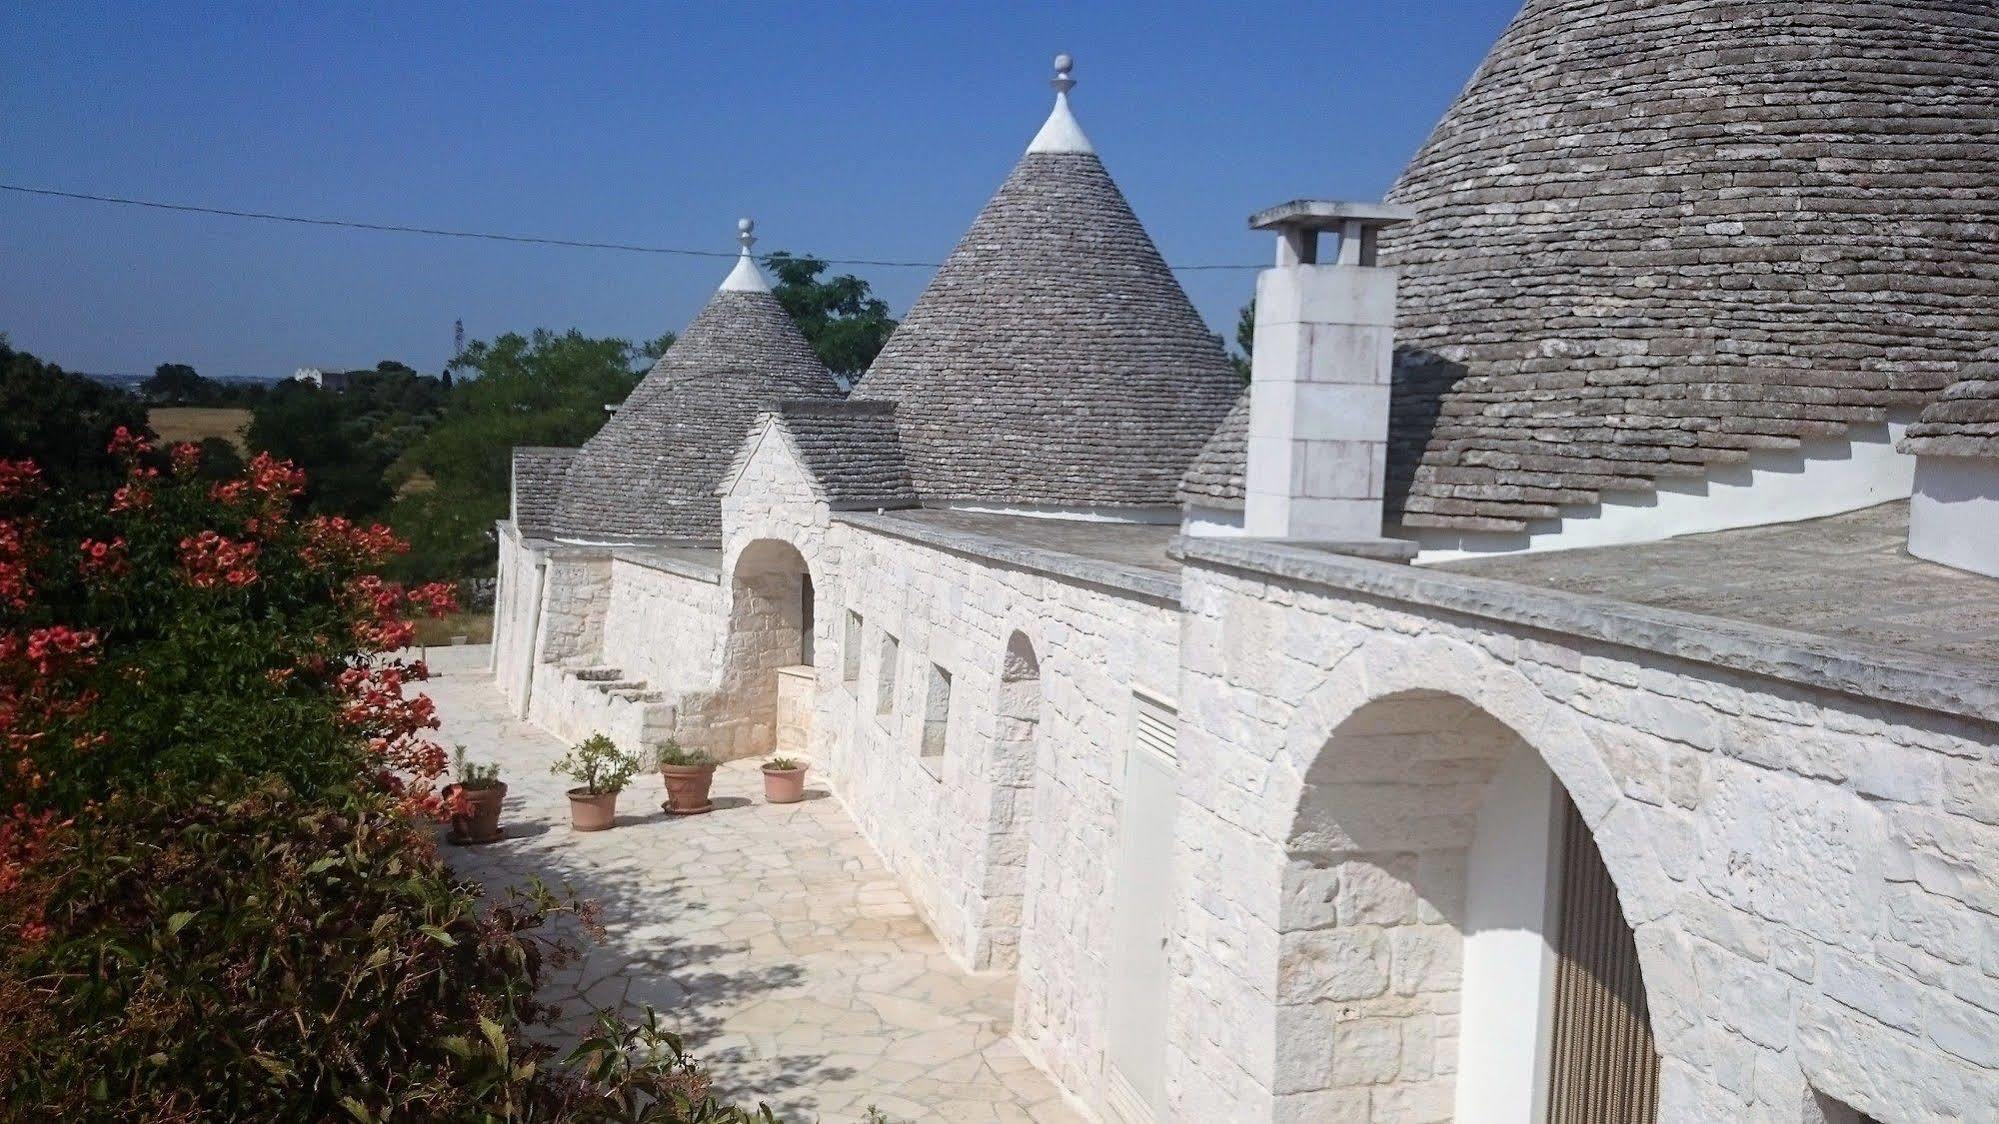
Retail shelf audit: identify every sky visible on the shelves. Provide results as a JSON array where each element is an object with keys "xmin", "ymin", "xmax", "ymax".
[{"xmin": 0, "ymin": 1, "xmax": 1521, "ymax": 380}]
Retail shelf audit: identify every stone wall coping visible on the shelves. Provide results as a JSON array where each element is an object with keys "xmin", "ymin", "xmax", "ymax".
[
  {"xmin": 1174, "ymin": 535, "xmax": 1999, "ymax": 724},
  {"xmin": 835, "ymin": 512, "xmax": 1182, "ymax": 607},
  {"xmin": 608, "ymin": 547, "xmax": 723, "ymax": 584}
]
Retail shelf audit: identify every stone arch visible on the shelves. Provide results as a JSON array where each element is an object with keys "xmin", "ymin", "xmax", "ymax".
[
  {"xmin": 1273, "ymin": 683, "xmax": 1662, "ymax": 1122},
  {"xmin": 712, "ymin": 537, "xmax": 815, "ymax": 760},
  {"xmin": 971, "ymin": 629, "xmax": 1043, "ymax": 970}
]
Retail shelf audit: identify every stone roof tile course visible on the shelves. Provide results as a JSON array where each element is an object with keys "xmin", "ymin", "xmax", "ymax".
[
  {"xmin": 510, "ymin": 447, "xmax": 576, "ymax": 538},
  {"xmin": 1379, "ymin": 0, "xmax": 1999, "ymax": 532},
  {"xmin": 1178, "ymin": 1, "xmax": 1999, "ymax": 526},
  {"xmin": 551, "ymin": 284, "xmax": 841, "ymax": 542},
  {"xmin": 852, "ymin": 136, "xmax": 1241, "ymax": 508},
  {"xmin": 1900, "ymin": 358, "xmax": 1999, "ymax": 459},
  {"xmin": 771, "ymin": 401, "xmax": 919, "ymax": 510}
]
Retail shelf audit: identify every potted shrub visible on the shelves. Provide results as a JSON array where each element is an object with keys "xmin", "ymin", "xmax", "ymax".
[
  {"xmin": 549, "ymin": 734, "xmax": 640, "ymax": 831},
  {"xmin": 656, "ymin": 739, "xmax": 718, "ymax": 816},
  {"xmin": 445, "ymin": 744, "xmax": 507, "ymax": 845},
  {"xmin": 761, "ymin": 756, "xmax": 809, "ymax": 804}
]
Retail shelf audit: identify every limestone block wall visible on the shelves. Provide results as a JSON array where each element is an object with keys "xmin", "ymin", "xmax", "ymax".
[
  {"xmin": 601, "ymin": 557, "xmax": 725, "ymax": 695},
  {"xmin": 522, "ymin": 553, "xmax": 612, "ymax": 734},
  {"xmin": 1167, "ymin": 559, "xmax": 1999, "ymax": 1124},
  {"xmin": 815, "ymin": 520, "xmax": 1180, "ymax": 1106},
  {"xmin": 491, "ymin": 526, "xmax": 545, "ymax": 718},
  {"xmin": 708, "ymin": 421, "xmax": 837, "ymax": 762},
  {"xmin": 775, "ymin": 666, "xmax": 813, "ymax": 758}
]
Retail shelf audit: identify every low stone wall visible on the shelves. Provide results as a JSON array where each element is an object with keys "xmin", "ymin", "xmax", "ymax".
[
  {"xmin": 601, "ymin": 553, "xmax": 725, "ymax": 696},
  {"xmin": 775, "ymin": 666, "xmax": 813, "ymax": 758},
  {"xmin": 491, "ymin": 526, "xmax": 543, "ymax": 718},
  {"xmin": 1168, "ymin": 545, "xmax": 1999, "ymax": 1124}
]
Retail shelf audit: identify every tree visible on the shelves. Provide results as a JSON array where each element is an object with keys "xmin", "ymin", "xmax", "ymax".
[
  {"xmin": 244, "ymin": 364, "xmax": 446, "ymax": 520},
  {"xmin": 1232, "ymin": 299, "xmax": 1255, "ymax": 382},
  {"xmin": 389, "ymin": 329, "xmax": 648, "ymax": 578},
  {"xmin": 0, "ymin": 335, "xmax": 152, "ymax": 488},
  {"xmin": 763, "ymin": 252, "xmax": 897, "ymax": 381},
  {"xmin": 140, "ymin": 362, "xmax": 218, "ymax": 404}
]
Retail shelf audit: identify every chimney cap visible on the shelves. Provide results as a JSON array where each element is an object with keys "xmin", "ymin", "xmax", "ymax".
[{"xmin": 1249, "ymin": 199, "xmax": 1414, "ymax": 233}]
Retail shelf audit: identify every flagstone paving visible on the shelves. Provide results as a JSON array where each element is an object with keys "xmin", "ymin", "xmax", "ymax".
[{"xmin": 421, "ymin": 645, "xmax": 1080, "ymax": 1124}]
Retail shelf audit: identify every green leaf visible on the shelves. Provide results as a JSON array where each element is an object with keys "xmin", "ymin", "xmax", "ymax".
[
  {"xmin": 167, "ymin": 910, "xmax": 197, "ymax": 936},
  {"xmin": 418, "ymin": 923, "xmax": 455, "ymax": 946}
]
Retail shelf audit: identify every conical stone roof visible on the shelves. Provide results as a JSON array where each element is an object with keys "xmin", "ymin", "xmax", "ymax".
[
  {"xmin": 1372, "ymin": 0, "xmax": 1999, "ymax": 533},
  {"xmin": 552, "ymin": 228, "xmax": 842, "ymax": 541},
  {"xmin": 852, "ymin": 58, "xmax": 1241, "ymax": 509}
]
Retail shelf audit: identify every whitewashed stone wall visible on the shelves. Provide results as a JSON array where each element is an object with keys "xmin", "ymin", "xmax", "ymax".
[
  {"xmin": 1168, "ymin": 560, "xmax": 1999, "ymax": 1124},
  {"xmin": 601, "ymin": 556, "xmax": 724, "ymax": 697},
  {"xmin": 816, "ymin": 521, "xmax": 1180, "ymax": 1108},
  {"xmin": 709, "ymin": 422, "xmax": 835, "ymax": 763},
  {"xmin": 491, "ymin": 525, "xmax": 544, "ymax": 718},
  {"xmin": 522, "ymin": 553, "xmax": 612, "ymax": 736},
  {"xmin": 716, "ymin": 423, "xmax": 1184, "ymax": 1111}
]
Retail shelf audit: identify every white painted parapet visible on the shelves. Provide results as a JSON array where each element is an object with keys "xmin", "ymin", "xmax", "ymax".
[
  {"xmin": 1242, "ymin": 200, "xmax": 1413, "ymax": 542},
  {"xmin": 1908, "ymin": 454, "xmax": 1999, "ymax": 577}
]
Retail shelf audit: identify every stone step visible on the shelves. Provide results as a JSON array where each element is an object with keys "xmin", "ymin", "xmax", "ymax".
[{"xmin": 571, "ymin": 666, "xmax": 627, "ymax": 683}]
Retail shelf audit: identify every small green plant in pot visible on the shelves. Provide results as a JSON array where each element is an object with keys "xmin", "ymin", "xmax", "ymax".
[
  {"xmin": 550, "ymin": 734, "xmax": 641, "ymax": 831},
  {"xmin": 446, "ymin": 743, "xmax": 507, "ymax": 844},
  {"xmin": 761, "ymin": 755, "xmax": 810, "ymax": 804},
  {"xmin": 657, "ymin": 739, "xmax": 718, "ymax": 816}
]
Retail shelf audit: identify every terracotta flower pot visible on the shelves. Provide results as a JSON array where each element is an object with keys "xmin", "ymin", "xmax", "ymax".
[
  {"xmin": 447, "ymin": 781, "xmax": 507, "ymax": 844},
  {"xmin": 660, "ymin": 763, "xmax": 718, "ymax": 815},
  {"xmin": 762, "ymin": 765, "xmax": 808, "ymax": 804},
  {"xmin": 567, "ymin": 787, "xmax": 620, "ymax": 831}
]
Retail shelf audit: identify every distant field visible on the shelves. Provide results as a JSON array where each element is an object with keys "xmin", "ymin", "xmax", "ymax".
[
  {"xmin": 149, "ymin": 406, "xmax": 253, "ymax": 453},
  {"xmin": 414, "ymin": 611, "xmax": 493, "ymax": 647}
]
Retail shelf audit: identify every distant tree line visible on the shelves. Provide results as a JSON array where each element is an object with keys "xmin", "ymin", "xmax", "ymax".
[{"xmin": 1, "ymin": 253, "xmax": 899, "ymax": 584}]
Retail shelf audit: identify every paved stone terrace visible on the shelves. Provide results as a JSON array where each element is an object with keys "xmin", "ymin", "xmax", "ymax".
[
  {"xmin": 1439, "ymin": 500, "xmax": 1999, "ymax": 666},
  {"xmin": 420, "ymin": 645, "xmax": 1079, "ymax": 1124}
]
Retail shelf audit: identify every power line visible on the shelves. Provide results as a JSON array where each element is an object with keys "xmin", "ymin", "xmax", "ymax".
[{"xmin": 0, "ymin": 182, "xmax": 1264, "ymax": 272}]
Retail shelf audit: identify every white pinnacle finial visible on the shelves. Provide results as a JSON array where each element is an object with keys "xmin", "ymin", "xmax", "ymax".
[
  {"xmin": 720, "ymin": 215, "xmax": 770, "ymax": 293},
  {"xmin": 1027, "ymin": 51, "xmax": 1094, "ymax": 155}
]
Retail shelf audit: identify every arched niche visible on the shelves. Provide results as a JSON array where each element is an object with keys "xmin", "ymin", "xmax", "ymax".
[
  {"xmin": 972, "ymin": 629, "xmax": 1043, "ymax": 970},
  {"xmin": 1276, "ymin": 689, "xmax": 1658, "ymax": 1123},
  {"xmin": 715, "ymin": 538, "xmax": 814, "ymax": 759}
]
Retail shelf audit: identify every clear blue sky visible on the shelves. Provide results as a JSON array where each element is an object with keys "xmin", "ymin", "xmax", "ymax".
[{"xmin": 0, "ymin": 2, "xmax": 1519, "ymax": 380}]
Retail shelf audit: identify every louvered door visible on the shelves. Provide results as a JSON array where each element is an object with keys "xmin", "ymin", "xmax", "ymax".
[{"xmin": 1546, "ymin": 795, "xmax": 1660, "ymax": 1123}]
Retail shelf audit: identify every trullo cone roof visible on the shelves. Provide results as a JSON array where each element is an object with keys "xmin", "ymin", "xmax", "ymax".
[
  {"xmin": 851, "ymin": 62, "xmax": 1242, "ymax": 509},
  {"xmin": 552, "ymin": 245, "xmax": 842, "ymax": 542}
]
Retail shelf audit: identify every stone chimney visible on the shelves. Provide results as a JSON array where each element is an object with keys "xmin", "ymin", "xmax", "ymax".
[{"xmin": 1242, "ymin": 200, "xmax": 1413, "ymax": 542}]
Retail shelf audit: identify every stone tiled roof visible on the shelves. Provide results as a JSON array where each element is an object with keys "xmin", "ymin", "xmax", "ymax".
[
  {"xmin": 1371, "ymin": 0, "xmax": 1999, "ymax": 533},
  {"xmin": 852, "ymin": 146, "xmax": 1241, "ymax": 509},
  {"xmin": 550, "ymin": 285, "xmax": 842, "ymax": 542},
  {"xmin": 769, "ymin": 401, "xmax": 918, "ymax": 510},
  {"xmin": 511, "ymin": 447, "xmax": 576, "ymax": 537},
  {"xmin": 1176, "ymin": 4, "xmax": 1999, "ymax": 521},
  {"xmin": 1178, "ymin": 391, "xmax": 1248, "ymax": 507},
  {"xmin": 1901, "ymin": 367, "xmax": 1999, "ymax": 460}
]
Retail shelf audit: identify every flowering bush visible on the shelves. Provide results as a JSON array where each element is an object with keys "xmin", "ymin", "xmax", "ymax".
[
  {"xmin": 0, "ymin": 777, "xmax": 775, "ymax": 1123},
  {"xmin": 0, "ymin": 434, "xmax": 782, "ymax": 1121},
  {"xmin": 0, "ymin": 431, "xmax": 457, "ymax": 820}
]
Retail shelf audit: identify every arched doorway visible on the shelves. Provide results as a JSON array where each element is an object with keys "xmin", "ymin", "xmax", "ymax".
[
  {"xmin": 717, "ymin": 539, "xmax": 814, "ymax": 759},
  {"xmin": 1278, "ymin": 689, "xmax": 1657, "ymax": 1122},
  {"xmin": 973, "ymin": 630, "xmax": 1041, "ymax": 970}
]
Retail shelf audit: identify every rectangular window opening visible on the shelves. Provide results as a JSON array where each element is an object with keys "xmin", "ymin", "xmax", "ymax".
[
  {"xmin": 876, "ymin": 633, "xmax": 899, "ymax": 717},
  {"xmin": 843, "ymin": 610, "xmax": 863, "ymax": 685},
  {"xmin": 922, "ymin": 663, "xmax": 953, "ymax": 761}
]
